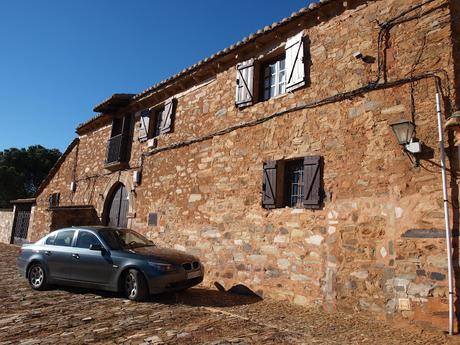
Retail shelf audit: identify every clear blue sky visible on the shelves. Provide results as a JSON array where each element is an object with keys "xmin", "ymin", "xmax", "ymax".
[{"xmin": 0, "ymin": 0, "xmax": 310, "ymax": 152}]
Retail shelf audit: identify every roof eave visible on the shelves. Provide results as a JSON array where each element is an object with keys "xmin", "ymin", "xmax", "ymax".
[{"xmin": 92, "ymin": 93, "xmax": 135, "ymax": 113}]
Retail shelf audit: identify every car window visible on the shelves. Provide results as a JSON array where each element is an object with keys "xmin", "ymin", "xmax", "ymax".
[
  {"xmin": 45, "ymin": 234, "xmax": 56, "ymax": 245},
  {"xmin": 53, "ymin": 230, "xmax": 75, "ymax": 247},
  {"xmin": 99, "ymin": 229, "xmax": 154, "ymax": 250},
  {"xmin": 75, "ymin": 231, "xmax": 102, "ymax": 249}
]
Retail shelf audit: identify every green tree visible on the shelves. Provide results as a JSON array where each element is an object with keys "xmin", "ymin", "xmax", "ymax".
[{"xmin": 0, "ymin": 146, "xmax": 61, "ymax": 208}]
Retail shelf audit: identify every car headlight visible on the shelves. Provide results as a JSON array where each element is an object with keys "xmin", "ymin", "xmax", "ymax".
[{"xmin": 148, "ymin": 262, "xmax": 177, "ymax": 272}]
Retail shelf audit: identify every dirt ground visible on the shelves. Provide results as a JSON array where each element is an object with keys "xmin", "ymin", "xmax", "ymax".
[{"xmin": 0, "ymin": 243, "xmax": 456, "ymax": 345}]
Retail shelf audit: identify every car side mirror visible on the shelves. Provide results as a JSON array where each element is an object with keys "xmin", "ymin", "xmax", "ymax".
[{"xmin": 89, "ymin": 244, "xmax": 104, "ymax": 251}]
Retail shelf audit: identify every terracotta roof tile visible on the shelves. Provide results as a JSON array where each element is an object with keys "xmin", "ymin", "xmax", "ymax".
[
  {"xmin": 132, "ymin": 0, "xmax": 334, "ymax": 101},
  {"xmin": 79, "ymin": 0, "xmax": 336, "ymax": 132}
]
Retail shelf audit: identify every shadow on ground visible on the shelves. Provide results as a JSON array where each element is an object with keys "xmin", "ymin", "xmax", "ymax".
[
  {"xmin": 154, "ymin": 287, "xmax": 262, "ymax": 307},
  {"xmin": 54, "ymin": 286, "xmax": 262, "ymax": 308}
]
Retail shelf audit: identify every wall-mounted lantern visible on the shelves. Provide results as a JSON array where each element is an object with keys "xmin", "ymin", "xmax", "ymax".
[{"xmin": 389, "ymin": 120, "xmax": 422, "ymax": 154}]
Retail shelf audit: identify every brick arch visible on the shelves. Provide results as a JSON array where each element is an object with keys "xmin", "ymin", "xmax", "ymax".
[{"xmin": 96, "ymin": 172, "xmax": 136, "ymax": 227}]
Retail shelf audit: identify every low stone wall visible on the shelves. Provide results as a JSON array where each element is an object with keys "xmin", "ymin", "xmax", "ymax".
[
  {"xmin": 50, "ymin": 206, "xmax": 101, "ymax": 231},
  {"xmin": 0, "ymin": 209, "xmax": 13, "ymax": 244}
]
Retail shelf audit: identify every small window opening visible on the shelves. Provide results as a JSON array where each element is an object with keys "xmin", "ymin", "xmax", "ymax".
[
  {"xmin": 262, "ymin": 57, "xmax": 286, "ymax": 101},
  {"xmin": 284, "ymin": 159, "xmax": 304, "ymax": 208}
]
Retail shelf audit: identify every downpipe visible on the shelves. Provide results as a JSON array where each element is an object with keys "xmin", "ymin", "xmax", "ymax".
[{"xmin": 435, "ymin": 85, "xmax": 455, "ymax": 336}]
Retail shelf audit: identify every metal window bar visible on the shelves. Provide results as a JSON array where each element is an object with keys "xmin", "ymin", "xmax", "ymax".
[
  {"xmin": 106, "ymin": 133, "xmax": 129, "ymax": 164},
  {"xmin": 285, "ymin": 160, "xmax": 304, "ymax": 207}
]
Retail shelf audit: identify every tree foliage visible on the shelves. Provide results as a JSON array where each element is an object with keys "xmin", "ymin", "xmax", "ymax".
[{"xmin": 0, "ymin": 146, "xmax": 61, "ymax": 208}]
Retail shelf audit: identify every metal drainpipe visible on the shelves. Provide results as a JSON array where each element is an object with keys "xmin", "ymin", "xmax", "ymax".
[{"xmin": 435, "ymin": 86, "xmax": 454, "ymax": 336}]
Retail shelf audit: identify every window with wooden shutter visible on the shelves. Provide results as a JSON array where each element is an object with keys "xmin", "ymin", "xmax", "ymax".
[
  {"xmin": 261, "ymin": 56, "xmax": 286, "ymax": 101},
  {"xmin": 302, "ymin": 156, "xmax": 323, "ymax": 209},
  {"xmin": 235, "ymin": 59, "xmax": 254, "ymax": 108},
  {"xmin": 262, "ymin": 156, "xmax": 323, "ymax": 210},
  {"xmin": 160, "ymin": 97, "xmax": 176, "ymax": 134},
  {"xmin": 285, "ymin": 32, "xmax": 307, "ymax": 92},
  {"xmin": 49, "ymin": 192, "xmax": 60, "ymax": 208},
  {"xmin": 284, "ymin": 159, "xmax": 304, "ymax": 208},
  {"xmin": 138, "ymin": 109, "xmax": 151, "ymax": 142},
  {"xmin": 262, "ymin": 161, "xmax": 277, "ymax": 209}
]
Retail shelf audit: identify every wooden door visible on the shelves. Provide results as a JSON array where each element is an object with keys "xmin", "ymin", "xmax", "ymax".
[{"xmin": 106, "ymin": 184, "xmax": 129, "ymax": 228}]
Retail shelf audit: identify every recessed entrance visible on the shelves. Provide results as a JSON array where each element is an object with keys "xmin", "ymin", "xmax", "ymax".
[{"xmin": 104, "ymin": 183, "xmax": 129, "ymax": 228}]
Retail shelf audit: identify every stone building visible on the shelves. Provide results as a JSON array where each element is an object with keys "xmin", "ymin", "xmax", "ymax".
[{"xmin": 27, "ymin": 0, "xmax": 460, "ymax": 330}]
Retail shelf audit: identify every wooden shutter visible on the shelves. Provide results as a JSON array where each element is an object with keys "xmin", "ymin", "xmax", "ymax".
[
  {"xmin": 285, "ymin": 32, "xmax": 306, "ymax": 92},
  {"xmin": 262, "ymin": 161, "xmax": 277, "ymax": 209},
  {"xmin": 138, "ymin": 109, "xmax": 150, "ymax": 141},
  {"xmin": 235, "ymin": 59, "xmax": 254, "ymax": 108},
  {"xmin": 160, "ymin": 98, "xmax": 176, "ymax": 134},
  {"xmin": 303, "ymin": 156, "xmax": 322, "ymax": 209},
  {"xmin": 122, "ymin": 113, "xmax": 132, "ymax": 135}
]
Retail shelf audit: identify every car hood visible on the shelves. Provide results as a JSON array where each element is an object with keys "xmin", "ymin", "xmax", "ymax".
[{"xmin": 125, "ymin": 246, "xmax": 197, "ymax": 265}]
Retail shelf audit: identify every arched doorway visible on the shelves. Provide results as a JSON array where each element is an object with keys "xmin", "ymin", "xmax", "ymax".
[{"xmin": 104, "ymin": 183, "xmax": 129, "ymax": 228}]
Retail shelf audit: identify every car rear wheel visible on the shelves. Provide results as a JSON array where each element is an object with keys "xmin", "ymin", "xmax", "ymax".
[
  {"xmin": 28, "ymin": 263, "xmax": 48, "ymax": 290},
  {"xmin": 124, "ymin": 269, "xmax": 149, "ymax": 301}
]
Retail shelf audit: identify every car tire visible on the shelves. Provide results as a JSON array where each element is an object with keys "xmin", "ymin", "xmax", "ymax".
[
  {"xmin": 27, "ymin": 263, "xmax": 48, "ymax": 291},
  {"xmin": 124, "ymin": 269, "xmax": 149, "ymax": 301}
]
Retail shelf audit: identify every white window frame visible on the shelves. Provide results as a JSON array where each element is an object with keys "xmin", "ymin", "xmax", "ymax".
[{"xmin": 262, "ymin": 57, "xmax": 286, "ymax": 101}]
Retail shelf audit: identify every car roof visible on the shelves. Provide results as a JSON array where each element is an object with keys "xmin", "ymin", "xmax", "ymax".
[{"xmin": 73, "ymin": 226, "xmax": 129, "ymax": 232}]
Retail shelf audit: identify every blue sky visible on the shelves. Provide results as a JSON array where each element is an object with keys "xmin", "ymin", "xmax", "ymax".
[{"xmin": 0, "ymin": 0, "xmax": 308, "ymax": 152}]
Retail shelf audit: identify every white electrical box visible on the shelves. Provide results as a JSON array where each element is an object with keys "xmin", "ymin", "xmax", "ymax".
[
  {"xmin": 405, "ymin": 141, "xmax": 421, "ymax": 154},
  {"xmin": 147, "ymin": 138, "xmax": 157, "ymax": 149},
  {"xmin": 133, "ymin": 170, "xmax": 141, "ymax": 185}
]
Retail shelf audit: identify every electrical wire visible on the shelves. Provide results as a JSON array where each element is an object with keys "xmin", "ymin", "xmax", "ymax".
[{"xmin": 143, "ymin": 72, "xmax": 445, "ymax": 158}]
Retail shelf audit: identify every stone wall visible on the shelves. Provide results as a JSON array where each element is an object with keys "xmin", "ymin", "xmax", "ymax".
[
  {"xmin": 49, "ymin": 206, "xmax": 101, "ymax": 231},
  {"xmin": 0, "ymin": 209, "xmax": 13, "ymax": 244},
  {"xmin": 29, "ymin": 0, "xmax": 459, "ymax": 330}
]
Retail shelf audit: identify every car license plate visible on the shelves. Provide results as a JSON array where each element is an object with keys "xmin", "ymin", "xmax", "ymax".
[{"xmin": 187, "ymin": 271, "xmax": 201, "ymax": 279}]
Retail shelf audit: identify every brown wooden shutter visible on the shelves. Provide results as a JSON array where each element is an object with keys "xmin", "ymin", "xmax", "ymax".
[
  {"xmin": 303, "ymin": 156, "xmax": 322, "ymax": 209},
  {"xmin": 285, "ymin": 32, "xmax": 306, "ymax": 92},
  {"xmin": 262, "ymin": 161, "xmax": 277, "ymax": 209},
  {"xmin": 138, "ymin": 109, "xmax": 150, "ymax": 141},
  {"xmin": 160, "ymin": 98, "xmax": 176, "ymax": 134},
  {"xmin": 235, "ymin": 59, "xmax": 254, "ymax": 108}
]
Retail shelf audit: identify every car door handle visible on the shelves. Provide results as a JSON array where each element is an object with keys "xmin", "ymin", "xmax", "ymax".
[
  {"xmin": 44, "ymin": 251, "xmax": 51, "ymax": 256},
  {"xmin": 72, "ymin": 253, "xmax": 80, "ymax": 259}
]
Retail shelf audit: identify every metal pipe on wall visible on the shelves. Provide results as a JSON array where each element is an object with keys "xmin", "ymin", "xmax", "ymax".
[{"xmin": 435, "ymin": 85, "xmax": 455, "ymax": 336}]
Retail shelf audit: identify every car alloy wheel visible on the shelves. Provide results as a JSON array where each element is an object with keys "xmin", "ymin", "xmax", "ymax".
[
  {"xmin": 123, "ymin": 269, "xmax": 149, "ymax": 301},
  {"xmin": 125, "ymin": 272, "xmax": 138, "ymax": 298},
  {"xmin": 29, "ymin": 264, "xmax": 45, "ymax": 289}
]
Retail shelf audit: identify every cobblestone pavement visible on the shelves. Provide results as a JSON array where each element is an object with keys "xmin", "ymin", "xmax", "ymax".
[{"xmin": 0, "ymin": 243, "xmax": 456, "ymax": 345}]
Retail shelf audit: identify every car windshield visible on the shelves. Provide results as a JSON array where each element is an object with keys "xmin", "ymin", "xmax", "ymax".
[{"xmin": 98, "ymin": 228, "xmax": 155, "ymax": 250}]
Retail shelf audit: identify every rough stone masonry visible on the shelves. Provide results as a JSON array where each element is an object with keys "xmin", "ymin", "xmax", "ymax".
[{"xmin": 26, "ymin": 0, "xmax": 460, "ymax": 331}]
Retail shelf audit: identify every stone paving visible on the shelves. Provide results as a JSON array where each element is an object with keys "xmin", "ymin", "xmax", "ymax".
[{"xmin": 0, "ymin": 243, "xmax": 456, "ymax": 345}]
